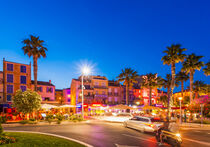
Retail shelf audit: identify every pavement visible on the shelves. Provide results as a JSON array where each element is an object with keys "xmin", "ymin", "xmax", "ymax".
[{"xmin": 3, "ymin": 120, "xmax": 210, "ymax": 147}]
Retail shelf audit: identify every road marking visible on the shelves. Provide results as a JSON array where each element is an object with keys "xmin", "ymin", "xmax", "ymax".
[
  {"xmin": 122, "ymin": 134, "xmax": 156, "ymax": 143},
  {"xmin": 5, "ymin": 130, "xmax": 93, "ymax": 147},
  {"xmin": 194, "ymin": 131, "xmax": 201, "ymax": 132},
  {"xmin": 115, "ymin": 144, "xmax": 139, "ymax": 147},
  {"xmin": 183, "ymin": 137, "xmax": 210, "ymax": 146}
]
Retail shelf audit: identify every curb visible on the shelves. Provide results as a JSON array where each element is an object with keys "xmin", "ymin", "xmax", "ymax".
[{"xmin": 5, "ymin": 130, "xmax": 93, "ymax": 147}]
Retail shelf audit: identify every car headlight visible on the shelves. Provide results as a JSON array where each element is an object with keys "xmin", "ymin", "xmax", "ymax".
[{"xmin": 176, "ymin": 133, "xmax": 181, "ymax": 137}]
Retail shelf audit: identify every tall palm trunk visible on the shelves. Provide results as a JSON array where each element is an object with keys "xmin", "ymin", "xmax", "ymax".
[
  {"xmin": 33, "ymin": 57, "xmax": 38, "ymax": 91},
  {"xmin": 126, "ymin": 83, "xmax": 129, "ymax": 105},
  {"xmin": 181, "ymin": 80, "xmax": 184, "ymax": 97},
  {"xmin": 149, "ymin": 87, "xmax": 152, "ymax": 106},
  {"xmin": 189, "ymin": 71, "xmax": 194, "ymax": 104},
  {"xmin": 171, "ymin": 62, "xmax": 175, "ymax": 105},
  {"xmin": 167, "ymin": 87, "xmax": 170, "ymax": 118}
]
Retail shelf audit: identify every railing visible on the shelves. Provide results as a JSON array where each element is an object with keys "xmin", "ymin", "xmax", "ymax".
[{"xmin": 93, "ymin": 86, "xmax": 108, "ymax": 89}]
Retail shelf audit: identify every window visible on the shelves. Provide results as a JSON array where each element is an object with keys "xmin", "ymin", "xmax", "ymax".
[
  {"xmin": 108, "ymin": 97, "xmax": 112, "ymax": 102},
  {"xmin": 102, "ymin": 82, "xmax": 106, "ymax": 86},
  {"xmin": 47, "ymin": 87, "xmax": 53, "ymax": 93},
  {"xmin": 7, "ymin": 85, "xmax": 13, "ymax": 93},
  {"xmin": 95, "ymin": 91, "xmax": 99, "ymax": 95},
  {"xmin": 7, "ymin": 63, "xmax": 13, "ymax": 71},
  {"xmin": 7, "ymin": 74, "xmax": 13, "ymax": 83},
  {"xmin": 7, "ymin": 95, "xmax": 12, "ymax": 101},
  {"xmin": 102, "ymin": 91, "xmax": 105, "ymax": 95},
  {"xmin": 37, "ymin": 87, "xmax": 43, "ymax": 92},
  {"xmin": 44, "ymin": 97, "xmax": 50, "ymax": 101},
  {"xmin": 68, "ymin": 99, "xmax": 71, "ymax": 102},
  {"xmin": 95, "ymin": 82, "xmax": 99, "ymax": 86},
  {"xmin": 20, "ymin": 76, "xmax": 26, "ymax": 84},
  {"xmin": 20, "ymin": 65, "xmax": 26, "ymax": 73},
  {"xmin": 20, "ymin": 86, "xmax": 26, "ymax": 92},
  {"xmin": 115, "ymin": 97, "xmax": 118, "ymax": 102}
]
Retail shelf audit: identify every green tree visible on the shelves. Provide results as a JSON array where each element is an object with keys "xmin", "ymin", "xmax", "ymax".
[
  {"xmin": 12, "ymin": 89, "xmax": 42, "ymax": 118},
  {"xmin": 193, "ymin": 80, "xmax": 206, "ymax": 99},
  {"xmin": 175, "ymin": 71, "xmax": 189, "ymax": 97},
  {"xmin": 161, "ymin": 44, "xmax": 186, "ymax": 111},
  {"xmin": 163, "ymin": 74, "xmax": 179, "ymax": 116},
  {"xmin": 117, "ymin": 68, "xmax": 138, "ymax": 105},
  {"xmin": 22, "ymin": 35, "xmax": 47, "ymax": 91},
  {"xmin": 203, "ymin": 61, "xmax": 210, "ymax": 76},
  {"xmin": 182, "ymin": 53, "xmax": 204, "ymax": 103},
  {"xmin": 159, "ymin": 95, "xmax": 168, "ymax": 107},
  {"xmin": 141, "ymin": 73, "xmax": 163, "ymax": 106}
]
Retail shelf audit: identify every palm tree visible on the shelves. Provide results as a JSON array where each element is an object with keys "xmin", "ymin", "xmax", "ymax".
[
  {"xmin": 22, "ymin": 35, "xmax": 47, "ymax": 91},
  {"xmin": 175, "ymin": 71, "xmax": 189, "ymax": 97},
  {"xmin": 141, "ymin": 73, "xmax": 163, "ymax": 106},
  {"xmin": 117, "ymin": 68, "xmax": 138, "ymax": 105},
  {"xmin": 159, "ymin": 95, "xmax": 168, "ymax": 107},
  {"xmin": 203, "ymin": 61, "xmax": 210, "ymax": 76},
  {"xmin": 163, "ymin": 74, "xmax": 179, "ymax": 117},
  {"xmin": 182, "ymin": 53, "xmax": 204, "ymax": 103},
  {"xmin": 161, "ymin": 44, "xmax": 186, "ymax": 109},
  {"xmin": 193, "ymin": 80, "xmax": 206, "ymax": 99}
]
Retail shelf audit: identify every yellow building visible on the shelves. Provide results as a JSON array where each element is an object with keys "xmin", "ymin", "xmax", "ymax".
[
  {"xmin": 71, "ymin": 75, "xmax": 109, "ymax": 106},
  {"xmin": 3, "ymin": 59, "xmax": 31, "ymax": 103}
]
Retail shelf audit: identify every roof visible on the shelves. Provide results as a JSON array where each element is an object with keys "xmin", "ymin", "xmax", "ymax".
[
  {"xmin": 3, "ymin": 59, "xmax": 31, "ymax": 66},
  {"xmin": 0, "ymin": 71, "xmax": 3, "ymax": 73},
  {"xmin": 55, "ymin": 89, "xmax": 63, "ymax": 92},
  {"xmin": 108, "ymin": 80, "xmax": 121, "ymax": 87},
  {"xmin": 31, "ymin": 80, "xmax": 54, "ymax": 86}
]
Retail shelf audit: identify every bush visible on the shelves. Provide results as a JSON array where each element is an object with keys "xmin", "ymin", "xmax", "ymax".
[
  {"xmin": 0, "ymin": 123, "xmax": 3, "ymax": 135},
  {"xmin": 45, "ymin": 114, "xmax": 54, "ymax": 124},
  {"xmin": 19, "ymin": 120, "xmax": 29, "ymax": 124},
  {"xmin": 29, "ymin": 118, "xmax": 36, "ymax": 121},
  {"xmin": 0, "ymin": 135, "xmax": 16, "ymax": 145},
  {"xmin": 56, "ymin": 114, "xmax": 64, "ymax": 124},
  {"xmin": 193, "ymin": 119, "xmax": 210, "ymax": 124},
  {"xmin": 69, "ymin": 115, "xmax": 83, "ymax": 122},
  {"xmin": 0, "ymin": 116, "xmax": 7, "ymax": 124}
]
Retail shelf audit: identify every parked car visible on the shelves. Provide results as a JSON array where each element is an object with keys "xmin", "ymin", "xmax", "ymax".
[
  {"xmin": 124, "ymin": 116, "xmax": 163, "ymax": 132},
  {"xmin": 101, "ymin": 113, "xmax": 133, "ymax": 122}
]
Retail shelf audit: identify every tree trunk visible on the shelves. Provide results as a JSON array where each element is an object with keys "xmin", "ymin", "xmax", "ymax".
[
  {"xmin": 149, "ymin": 87, "xmax": 152, "ymax": 106},
  {"xmin": 126, "ymin": 83, "xmax": 129, "ymax": 105},
  {"xmin": 181, "ymin": 81, "xmax": 184, "ymax": 97},
  {"xmin": 190, "ymin": 71, "xmax": 194, "ymax": 104},
  {"xmin": 33, "ymin": 57, "xmax": 38, "ymax": 91},
  {"xmin": 167, "ymin": 87, "xmax": 170, "ymax": 119},
  {"xmin": 170, "ymin": 62, "xmax": 175, "ymax": 106}
]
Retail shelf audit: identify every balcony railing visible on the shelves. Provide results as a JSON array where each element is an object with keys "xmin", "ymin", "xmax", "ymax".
[{"xmin": 93, "ymin": 86, "xmax": 108, "ymax": 89}]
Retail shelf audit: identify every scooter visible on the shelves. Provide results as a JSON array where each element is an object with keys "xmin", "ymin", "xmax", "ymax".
[{"xmin": 156, "ymin": 129, "xmax": 182, "ymax": 147}]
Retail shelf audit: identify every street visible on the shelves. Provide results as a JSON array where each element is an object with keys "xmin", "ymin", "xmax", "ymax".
[{"xmin": 3, "ymin": 121, "xmax": 210, "ymax": 147}]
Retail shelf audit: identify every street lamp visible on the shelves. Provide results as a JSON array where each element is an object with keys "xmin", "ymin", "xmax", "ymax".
[
  {"xmin": 178, "ymin": 97, "xmax": 182, "ymax": 124},
  {"xmin": 81, "ymin": 66, "xmax": 90, "ymax": 120}
]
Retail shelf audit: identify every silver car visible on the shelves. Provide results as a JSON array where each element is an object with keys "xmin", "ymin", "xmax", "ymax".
[{"xmin": 124, "ymin": 116, "xmax": 163, "ymax": 132}]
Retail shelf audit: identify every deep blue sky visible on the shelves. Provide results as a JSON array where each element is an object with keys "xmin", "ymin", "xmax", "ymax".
[{"xmin": 0, "ymin": 0, "xmax": 209, "ymax": 90}]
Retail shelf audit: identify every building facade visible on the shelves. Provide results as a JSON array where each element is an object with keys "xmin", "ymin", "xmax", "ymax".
[
  {"xmin": 55, "ymin": 88, "xmax": 71, "ymax": 104},
  {"xmin": 31, "ymin": 80, "xmax": 55, "ymax": 103},
  {"xmin": 71, "ymin": 75, "xmax": 109, "ymax": 106},
  {"xmin": 0, "ymin": 71, "xmax": 3, "ymax": 103},
  {"xmin": 3, "ymin": 59, "xmax": 31, "ymax": 103},
  {"xmin": 108, "ymin": 80, "xmax": 124, "ymax": 105}
]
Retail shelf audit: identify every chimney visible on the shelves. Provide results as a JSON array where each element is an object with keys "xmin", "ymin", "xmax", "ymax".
[{"xmin": 49, "ymin": 80, "xmax": 51, "ymax": 84}]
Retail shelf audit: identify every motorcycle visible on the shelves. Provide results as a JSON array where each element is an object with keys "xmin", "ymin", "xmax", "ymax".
[{"xmin": 156, "ymin": 129, "xmax": 182, "ymax": 147}]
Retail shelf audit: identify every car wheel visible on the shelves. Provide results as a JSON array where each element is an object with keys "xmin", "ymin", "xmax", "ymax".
[
  {"xmin": 140, "ymin": 127, "xmax": 145, "ymax": 133},
  {"xmin": 123, "ymin": 122, "xmax": 127, "ymax": 128}
]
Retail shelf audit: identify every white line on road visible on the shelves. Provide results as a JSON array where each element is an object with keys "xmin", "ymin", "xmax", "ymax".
[
  {"xmin": 122, "ymin": 134, "xmax": 156, "ymax": 143},
  {"xmin": 115, "ymin": 144, "xmax": 139, "ymax": 147},
  {"xmin": 183, "ymin": 137, "xmax": 210, "ymax": 146}
]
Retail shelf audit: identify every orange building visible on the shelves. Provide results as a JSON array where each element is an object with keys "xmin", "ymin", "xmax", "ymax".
[
  {"xmin": 71, "ymin": 75, "xmax": 109, "ymax": 106},
  {"xmin": 3, "ymin": 59, "xmax": 31, "ymax": 103},
  {"xmin": 0, "ymin": 71, "xmax": 3, "ymax": 103},
  {"xmin": 31, "ymin": 80, "xmax": 55, "ymax": 103},
  {"xmin": 108, "ymin": 80, "xmax": 124, "ymax": 104}
]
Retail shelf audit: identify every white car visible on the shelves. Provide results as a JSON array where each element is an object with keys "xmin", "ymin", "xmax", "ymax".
[
  {"xmin": 102, "ymin": 113, "xmax": 133, "ymax": 122},
  {"xmin": 124, "ymin": 116, "xmax": 163, "ymax": 132}
]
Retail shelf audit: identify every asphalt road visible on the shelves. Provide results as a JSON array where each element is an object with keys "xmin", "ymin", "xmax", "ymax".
[{"xmin": 3, "ymin": 121, "xmax": 210, "ymax": 147}]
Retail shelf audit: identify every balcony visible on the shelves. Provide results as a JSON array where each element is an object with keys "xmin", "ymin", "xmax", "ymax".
[
  {"xmin": 94, "ymin": 86, "xmax": 108, "ymax": 89},
  {"xmin": 94, "ymin": 94, "xmax": 107, "ymax": 98}
]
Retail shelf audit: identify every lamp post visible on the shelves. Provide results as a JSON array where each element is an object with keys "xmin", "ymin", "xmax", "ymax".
[
  {"xmin": 178, "ymin": 97, "xmax": 182, "ymax": 124},
  {"xmin": 81, "ymin": 66, "xmax": 90, "ymax": 120}
]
